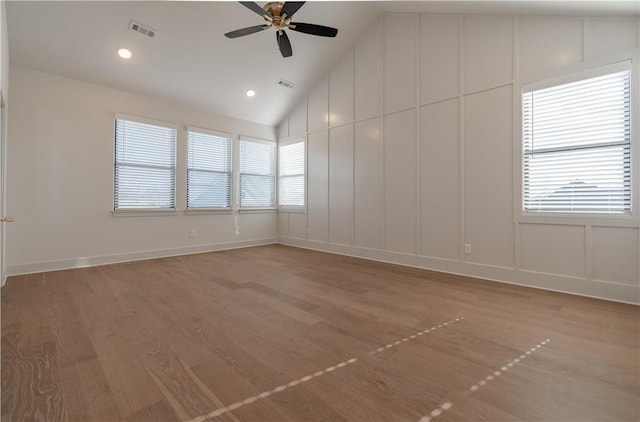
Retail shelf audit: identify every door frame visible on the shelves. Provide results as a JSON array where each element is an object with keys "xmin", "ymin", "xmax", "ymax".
[{"xmin": 1, "ymin": 90, "xmax": 6, "ymax": 287}]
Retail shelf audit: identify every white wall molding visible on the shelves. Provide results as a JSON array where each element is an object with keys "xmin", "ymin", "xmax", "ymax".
[
  {"xmin": 279, "ymin": 236, "xmax": 639, "ymax": 305},
  {"xmin": 278, "ymin": 13, "xmax": 639, "ymax": 305},
  {"xmin": 7, "ymin": 238, "xmax": 277, "ymax": 277},
  {"xmin": 9, "ymin": 228, "xmax": 637, "ymax": 306}
]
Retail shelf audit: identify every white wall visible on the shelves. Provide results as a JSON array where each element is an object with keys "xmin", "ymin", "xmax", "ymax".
[
  {"xmin": 278, "ymin": 14, "xmax": 640, "ymax": 304},
  {"xmin": 6, "ymin": 66, "xmax": 277, "ymax": 275}
]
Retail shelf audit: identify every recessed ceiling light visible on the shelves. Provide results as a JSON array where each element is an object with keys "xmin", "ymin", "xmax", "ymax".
[
  {"xmin": 118, "ymin": 48, "xmax": 132, "ymax": 59},
  {"xmin": 246, "ymin": 89, "xmax": 256, "ymax": 97}
]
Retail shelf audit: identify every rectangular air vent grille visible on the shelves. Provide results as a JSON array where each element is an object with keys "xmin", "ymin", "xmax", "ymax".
[
  {"xmin": 278, "ymin": 79, "xmax": 296, "ymax": 89},
  {"xmin": 129, "ymin": 21, "xmax": 156, "ymax": 38}
]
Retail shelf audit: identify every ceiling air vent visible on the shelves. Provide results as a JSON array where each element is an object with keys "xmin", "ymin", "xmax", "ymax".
[
  {"xmin": 129, "ymin": 21, "xmax": 156, "ymax": 38},
  {"xmin": 278, "ymin": 79, "xmax": 296, "ymax": 89}
]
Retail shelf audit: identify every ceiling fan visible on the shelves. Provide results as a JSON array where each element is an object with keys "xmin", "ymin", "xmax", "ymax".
[{"xmin": 224, "ymin": 1, "xmax": 338, "ymax": 58}]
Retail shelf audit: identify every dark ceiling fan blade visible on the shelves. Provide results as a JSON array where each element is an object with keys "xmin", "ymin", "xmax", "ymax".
[
  {"xmin": 240, "ymin": 2, "xmax": 268, "ymax": 17},
  {"xmin": 289, "ymin": 22, "xmax": 338, "ymax": 37},
  {"xmin": 276, "ymin": 31, "xmax": 293, "ymax": 58},
  {"xmin": 225, "ymin": 24, "xmax": 270, "ymax": 39},
  {"xmin": 281, "ymin": 2, "xmax": 305, "ymax": 19}
]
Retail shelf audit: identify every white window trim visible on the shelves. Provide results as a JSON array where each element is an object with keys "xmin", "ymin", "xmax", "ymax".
[
  {"xmin": 185, "ymin": 126, "xmax": 233, "ymax": 212},
  {"xmin": 184, "ymin": 208, "xmax": 233, "ymax": 215},
  {"xmin": 278, "ymin": 136, "xmax": 306, "ymax": 212},
  {"xmin": 112, "ymin": 113, "xmax": 178, "ymax": 214},
  {"xmin": 238, "ymin": 135, "xmax": 277, "ymax": 210},
  {"xmin": 114, "ymin": 113, "xmax": 178, "ymax": 132},
  {"xmin": 239, "ymin": 208, "xmax": 278, "ymax": 214},
  {"xmin": 239, "ymin": 135, "xmax": 276, "ymax": 147},
  {"xmin": 514, "ymin": 58, "xmax": 639, "ymax": 228},
  {"xmin": 187, "ymin": 126, "xmax": 232, "ymax": 140},
  {"xmin": 522, "ymin": 60, "xmax": 631, "ymax": 93},
  {"xmin": 112, "ymin": 209, "xmax": 177, "ymax": 217}
]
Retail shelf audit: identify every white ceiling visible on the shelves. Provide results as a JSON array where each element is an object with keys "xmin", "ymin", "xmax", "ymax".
[{"xmin": 7, "ymin": 1, "xmax": 639, "ymax": 127}]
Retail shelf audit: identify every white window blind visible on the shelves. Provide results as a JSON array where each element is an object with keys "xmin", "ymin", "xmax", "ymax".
[
  {"xmin": 187, "ymin": 129, "xmax": 232, "ymax": 209},
  {"xmin": 114, "ymin": 117, "xmax": 176, "ymax": 210},
  {"xmin": 523, "ymin": 68, "xmax": 631, "ymax": 214},
  {"xmin": 239, "ymin": 137, "xmax": 276, "ymax": 208},
  {"xmin": 279, "ymin": 141, "xmax": 305, "ymax": 207}
]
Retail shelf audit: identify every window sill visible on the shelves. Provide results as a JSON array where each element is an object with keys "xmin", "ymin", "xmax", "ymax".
[
  {"xmin": 239, "ymin": 208, "xmax": 277, "ymax": 214},
  {"xmin": 112, "ymin": 209, "xmax": 177, "ymax": 218},
  {"xmin": 516, "ymin": 212, "xmax": 638, "ymax": 228},
  {"xmin": 278, "ymin": 207, "xmax": 306, "ymax": 214},
  {"xmin": 185, "ymin": 208, "xmax": 233, "ymax": 215}
]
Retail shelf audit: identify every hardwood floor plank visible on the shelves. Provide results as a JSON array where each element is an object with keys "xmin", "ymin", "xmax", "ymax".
[
  {"xmin": 15, "ymin": 274, "xmax": 58, "ymax": 349},
  {"xmin": 1, "ymin": 245, "xmax": 638, "ymax": 421},
  {"xmin": 236, "ymin": 287, "xmax": 324, "ymax": 326},
  {"xmin": 62, "ymin": 267, "xmax": 135, "ymax": 331},
  {"xmin": 59, "ymin": 358, "xmax": 122, "ymax": 421},
  {"xmin": 257, "ymin": 268, "xmax": 423, "ymax": 328},
  {"xmin": 47, "ymin": 272, "xmax": 99, "ymax": 369},
  {"xmin": 0, "ymin": 276, "xmax": 25, "ymax": 330},
  {"xmin": 1, "ymin": 333, "xmax": 67, "ymax": 422},
  {"xmin": 190, "ymin": 355, "xmax": 293, "ymax": 421},
  {"xmin": 302, "ymin": 367, "xmax": 424, "ymax": 421},
  {"xmin": 440, "ymin": 391, "xmax": 526, "ymax": 421},
  {"xmin": 193, "ymin": 338, "xmax": 292, "ymax": 394},
  {"xmin": 242, "ymin": 281, "xmax": 318, "ymax": 312},
  {"xmin": 91, "ymin": 324, "xmax": 164, "ymax": 419},
  {"xmin": 170, "ymin": 313, "xmax": 261, "ymax": 359},
  {"xmin": 257, "ymin": 385, "xmax": 349, "ymax": 422},
  {"xmin": 124, "ymin": 399, "xmax": 180, "ymax": 422},
  {"xmin": 135, "ymin": 328, "xmax": 237, "ymax": 421}
]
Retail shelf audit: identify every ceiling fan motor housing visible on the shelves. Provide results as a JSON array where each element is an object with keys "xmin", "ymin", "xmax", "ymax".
[{"xmin": 264, "ymin": 2, "xmax": 290, "ymax": 30}]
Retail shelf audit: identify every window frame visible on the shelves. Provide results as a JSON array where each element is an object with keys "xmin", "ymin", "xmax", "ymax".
[
  {"xmin": 238, "ymin": 135, "xmax": 277, "ymax": 210},
  {"xmin": 278, "ymin": 137, "xmax": 306, "ymax": 211},
  {"xmin": 515, "ymin": 60, "xmax": 638, "ymax": 228},
  {"xmin": 113, "ymin": 113, "xmax": 177, "ymax": 214},
  {"xmin": 185, "ymin": 126, "xmax": 233, "ymax": 212}
]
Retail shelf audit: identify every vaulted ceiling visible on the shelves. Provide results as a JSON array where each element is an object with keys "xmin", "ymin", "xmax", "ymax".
[{"xmin": 7, "ymin": 1, "xmax": 638, "ymax": 127}]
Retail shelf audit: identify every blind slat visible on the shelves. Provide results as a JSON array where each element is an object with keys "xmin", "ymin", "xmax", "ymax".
[
  {"xmin": 523, "ymin": 69, "xmax": 631, "ymax": 214},
  {"xmin": 279, "ymin": 142, "xmax": 305, "ymax": 207},
  {"xmin": 240, "ymin": 138, "xmax": 276, "ymax": 208},
  {"xmin": 187, "ymin": 131, "xmax": 232, "ymax": 209},
  {"xmin": 114, "ymin": 118, "xmax": 176, "ymax": 209}
]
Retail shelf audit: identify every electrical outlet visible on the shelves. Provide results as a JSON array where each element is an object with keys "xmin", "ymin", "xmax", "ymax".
[
  {"xmin": 307, "ymin": 227, "xmax": 311, "ymax": 234},
  {"xmin": 464, "ymin": 243, "xmax": 471, "ymax": 254},
  {"xmin": 189, "ymin": 229, "xmax": 196, "ymax": 238}
]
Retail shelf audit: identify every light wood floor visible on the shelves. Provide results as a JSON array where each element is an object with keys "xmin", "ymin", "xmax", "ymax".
[{"xmin": 1, "ymin": 245, "xmax": 638, "ymax": 421}]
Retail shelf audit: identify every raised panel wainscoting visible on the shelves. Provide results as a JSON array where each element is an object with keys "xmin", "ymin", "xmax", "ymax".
[{"xmin": 277, "ymin": 13, "xmax": 640, "ymax": 305}]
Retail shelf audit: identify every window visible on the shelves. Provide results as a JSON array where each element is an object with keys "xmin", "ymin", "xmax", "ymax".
[
  {"xmin": 522, "ymin": 65, "xmax": 631, "ymax": 214},
  {"xmin": 114, "ymin": 116, "xmax": 176, "ymax": 210},
  {"xmin": 186, "ymin": 129, "xmax": 232, "ymax": 209},
  {"xmin": 278, "ymin": 140, "xmax": 305, "ymax": 207},
  {"xmin": 239, "ymin": 137, "xmax": 276, "ymax": 208}
]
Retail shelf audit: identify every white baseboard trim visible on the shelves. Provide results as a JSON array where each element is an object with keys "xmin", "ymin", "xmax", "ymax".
[
  {"xmin": 279, "ymin": 237, "xmax": 640, "ymax": 305},
  {"xmin": 7, "ymin": 238, "xmax": 278, "ymax": 277},
  {"xmin": 7, "ymin": 235, "xmax": 638, "ymax": 305}
]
